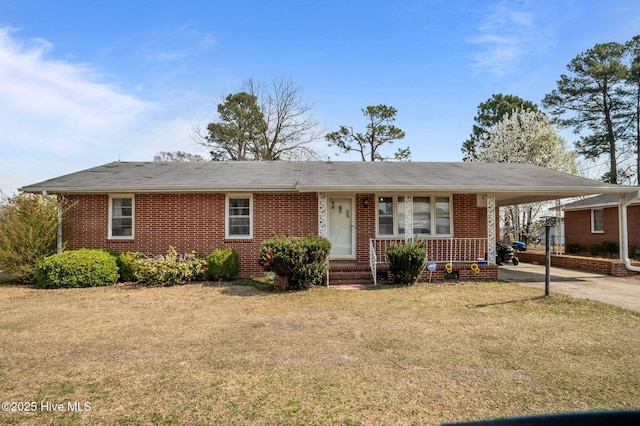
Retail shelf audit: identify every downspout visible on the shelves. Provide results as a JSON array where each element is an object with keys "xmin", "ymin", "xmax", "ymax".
[
  {"xmin": 620, "ymin": 191, "xmax": 640, "ymax": 272},
  {"xmin": 42, "ymin": 191, "xmax": 63, "ymax": 254}
]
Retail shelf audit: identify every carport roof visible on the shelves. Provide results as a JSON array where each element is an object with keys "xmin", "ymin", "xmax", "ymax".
[
  {"xmin": 19, "ymin": 161, "xmax": 631, "ymax": 207},
  {"xmin": 562, "ymin": 192, "xmax": 640, "ymax": 211}
]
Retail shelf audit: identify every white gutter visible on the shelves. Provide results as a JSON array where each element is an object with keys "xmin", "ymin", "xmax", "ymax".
[
  {"xmin": 42, "ymin": 191, "xmax": 63, "ymax": 254},
  {"xmin": 619, "ymin": 191, "xmax": 640, "ymax": 272}
]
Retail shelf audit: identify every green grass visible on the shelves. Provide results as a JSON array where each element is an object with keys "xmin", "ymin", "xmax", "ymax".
[{"xmin": 1, "ymin": 281, "xmax": 639, "ymax": 425}]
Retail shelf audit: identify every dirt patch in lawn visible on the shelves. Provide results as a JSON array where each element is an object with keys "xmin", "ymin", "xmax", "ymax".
[{"xmin": 1, "ymin": 282, "xmax": 639, "ymax": 425}]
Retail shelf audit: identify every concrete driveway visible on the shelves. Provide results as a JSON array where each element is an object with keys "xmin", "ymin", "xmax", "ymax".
[{"xmin": 498, "ymin": 263, "xmax": 640, "ymax": 312}]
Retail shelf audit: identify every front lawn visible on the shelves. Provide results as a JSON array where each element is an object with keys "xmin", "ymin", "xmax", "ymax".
[{"xmin": 1, "ymin": 282, "xmax": 639, "ymax": 425}]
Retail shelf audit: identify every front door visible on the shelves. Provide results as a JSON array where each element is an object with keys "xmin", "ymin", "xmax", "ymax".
[{"xmin": 328, "ymin": 197, "xmax": 354, "ymax": 258}]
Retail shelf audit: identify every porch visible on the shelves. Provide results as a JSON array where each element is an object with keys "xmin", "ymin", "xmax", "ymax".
[{"xmin": 328, "ymin": 237, "xmax": 496, "ymax": 285}]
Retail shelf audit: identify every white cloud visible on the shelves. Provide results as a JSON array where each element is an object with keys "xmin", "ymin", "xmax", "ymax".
[
  {"xmin": 0, "ymin": 27, "xmax": 202, "ymax": 194},
  {"xmin": 468, "ymin": 1, "xmax": 551, "ymax": 76}
]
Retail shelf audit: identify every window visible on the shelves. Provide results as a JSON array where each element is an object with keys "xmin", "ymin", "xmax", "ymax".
[
  {"xmin": 591, "ymin": 208, "xmax": 604, "ymax": 233},
  {"xmin": 109, "ymin": 195, "xmax": 134, "ymax": 239},
  {"xmin": 226, "ymin": 195, "xmax": 252, "ymax": 238},
  {"xmin": 378, "ymin": 197, "xmax": 394, "ymax": 235},
  {"xmin": 376, "ymin": 195, "xmax": 451, "ymax": 237},
  {"xmin": 435, "ymin": 197, "xmax": 451, "ymax": 235}
]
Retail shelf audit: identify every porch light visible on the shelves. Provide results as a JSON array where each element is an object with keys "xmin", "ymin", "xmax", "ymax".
[{"xmin": 364, "ymin": 197, "xmax": 369, "ymax": 207}]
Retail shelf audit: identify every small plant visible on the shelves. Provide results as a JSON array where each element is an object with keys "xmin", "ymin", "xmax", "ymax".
[
  {"xmin": 565, "ymin": 243, "xmax": 580, "ymax": 254},
  {"xmin": 259, "ymin": 235, "xmax": 331, "ymax": 290},
  {"xmin": 36, "ymin": 249, "xmax": 119, "ymax": 289},
  {"xmin": 386, "ymin": 241, "xmax": 427, "ymax": 285},
  {"xmin": 588, "ymin": 242, "xmax": 602, "ymax": 256},
  {"xmin": 206, "ymin": 248, "xmax": 239, "ymax": 281},
  {"xmin": 601, "ymin": 240, "xmax": 619, "ymax": 257}
]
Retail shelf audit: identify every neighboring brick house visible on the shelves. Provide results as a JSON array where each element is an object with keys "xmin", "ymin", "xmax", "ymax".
[
  {"xmin": 20, "ymin": 161, "xmax": 628, "ymax": 283},
  {"xmin": 563, "ymin": 193, "xmax": 640, "ymax": 253}
]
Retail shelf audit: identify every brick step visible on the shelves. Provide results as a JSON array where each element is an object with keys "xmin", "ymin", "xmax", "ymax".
[
  {"xmin": 328, "ymin": 262, "xmax": 390, "ymax": 286},
  {"xmin": 328, "ymin": 277, "xmax": 374, "ymax": 286}
]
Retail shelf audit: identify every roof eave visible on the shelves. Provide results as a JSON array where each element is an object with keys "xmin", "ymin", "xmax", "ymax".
[{"xmin": 19, "ymin": 185, "xmax": 297, "ymax": 194}]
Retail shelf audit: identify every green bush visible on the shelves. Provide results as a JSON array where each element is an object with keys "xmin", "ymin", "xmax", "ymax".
[
  {"xmin": 601, "ymin": 240, "xmax": 619, "ymax": 257},
  {"xmin": 116, "ymin": 251, "xmax": 145, "ymax": 282},
  {"xmin": 565, "ymin": 243, "xmax": 580, "ymax": 254},
  {"xmin": 134, "ymin": 247, "xmax": 206, "ymax": 286},
  {"xmin": 386, "ymin": 241, "xmax": 427, "ymax": 285},
  {"xmin": 589, "ymin": 242, "xmax": 602, "ymax": 256},
  {"xmin": 629, "ymin": 245, "xmax": 637, "ymax": 259},
  {"xmin": 0, "ymin": 193, "xmax": 62, "ymax": 283},
  {"xmin": 259, "ymin": 235, "xmax": 331, "ymax": 290},
  {"xmin": 36, "ymin": 249, "xmax": 119, "ymax": 289},
  {"xmin": 206, "ymin": 248, "xmax": 239, "ymax": 281}
]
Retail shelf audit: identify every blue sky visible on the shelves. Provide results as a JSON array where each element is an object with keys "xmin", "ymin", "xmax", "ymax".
[{"xmin": 1, "ymin": 0, "xmax": 639, "ymax": 194}]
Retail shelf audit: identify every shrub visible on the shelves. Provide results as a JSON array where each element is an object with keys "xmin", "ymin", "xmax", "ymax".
[
  {"xmin": 386, "ymin": 241, "xmax": 427, "ymax": 285},
  {"xmin": 134, "ymin": 247, "xmax": 206, "ymax": 286},
  {"xmin": 629, "ymin": 245, "xmax": 637, "ymax": 259},
  {"xmin": 36, "ymin": 249, "xmax": 119, "ymax": 289},
  {"xmin": 259, "ymin": 235, "xmax": 331, "ymax": 290},
  {"xmin": 589, "ymin": 242, "xmax": 602, "ymax": 256},
  {"xmin": 0, "ymin": 193, "xmax": 63, "ymax": 283},
  {"xmin": 206, "ymin": 248, "xmax": 239, "ymax": 281},
  {"xmin": 565, "ymin": 243, "xmax": 580, "ymax": 254},
  {"xmin": 601, "ymin": 240, "xmax": 619, "ymax": 257},
  {"xmin": 116, "ymin": 251, "xmax": 145, "ymax": 282}
]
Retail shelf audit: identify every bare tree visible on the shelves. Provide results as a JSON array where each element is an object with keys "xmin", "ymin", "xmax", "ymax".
[
  {"xmin": 153, "ymin": 151, "xmax": 207, "ymax": 162},
  {"xmin": 196, "ymin": 77, "xmax": 324, "ymax": 161}
]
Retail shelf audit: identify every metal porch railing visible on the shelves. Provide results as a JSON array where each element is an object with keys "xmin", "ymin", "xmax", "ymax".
[{"xmin": 369, "ymin": 238, "xmax": 489, "ymax": 283}]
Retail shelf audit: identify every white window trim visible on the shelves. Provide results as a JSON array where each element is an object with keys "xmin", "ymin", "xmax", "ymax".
[
  {"xmin": 591, "ymin": 208, "xmax": 604, "ymax": 233},
  {"xmin": 225, "ymin": 193, "xmax": 253, "ymax": 239},
  {"xmin": 375, "ymin": 194, "xmax": 453, "ymax": 238},
  {"xmin": 108, "ymin": 194, "xmax": 135, "ymax": 240}
]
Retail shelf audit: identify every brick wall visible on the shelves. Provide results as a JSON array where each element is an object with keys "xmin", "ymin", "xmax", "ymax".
[
  {"xmin": 64, "ymin": 191, "xmax": 491, "ymax": 279},
  {"xmin": 565, "ymin": 205, "xmax": 640, "ymax": 251},
  {"xmin": 518, "ymin": 252, "xmax": 640, "ymax": 277},
  {"xmin": 355, "ymin": 193, "xmax": 376, "ymax": 261},
  {"xmin": 65, "ymin": 192, "xmax": 317, "ymax": 277},
  {"xmin": 419, "ymin": 263, "xmax": 498, "ymax": 282}
]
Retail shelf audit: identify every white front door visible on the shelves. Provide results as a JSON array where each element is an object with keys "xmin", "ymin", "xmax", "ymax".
[{"xmin": 328, "ymin": 197, "xmax": 354, "ymax": 258}]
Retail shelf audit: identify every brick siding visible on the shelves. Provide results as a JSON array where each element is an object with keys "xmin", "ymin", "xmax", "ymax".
[
  {"xmin": 64, "ymin": 192, "xmax": 495, "ymax": 279},
  {"xmin": 565, "ymin": 205, "xmax": 640, "ymax": 251},
  {"xmin": 518, "ymin": 252, "xmax": 640, "ymax": 277},
  {"xmin": 65, "ymin": 193, "xmax": 317, "ymax": 277}
]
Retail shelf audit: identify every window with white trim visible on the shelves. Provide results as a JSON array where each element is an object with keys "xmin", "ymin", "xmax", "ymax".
[
  {"xmin": 377, "ymin": 196, "xmax": 394, "ymax": 235},
  {"xmin": 226, "ymin": 194, "xmax": 253, "ymax": 238},
  {"xmin": 109, "ymin": 195, "xmax": 134, "ymax": 239},
  {"xmin": 591, "ymin": 208, "xmax": 604, "ymax": 233},
  {"xmin": 376, "ymin": 195, "xmax": 451, "ymax": 237}
]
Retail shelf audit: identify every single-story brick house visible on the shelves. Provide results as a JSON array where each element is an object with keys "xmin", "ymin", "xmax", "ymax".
[
  {"xmin": 20, "ymin": 161, "xmax": 629, "ymax": 283},
  {"xmin": 563, "ymin": 193, "xmax": 640, "ymax": 253}
]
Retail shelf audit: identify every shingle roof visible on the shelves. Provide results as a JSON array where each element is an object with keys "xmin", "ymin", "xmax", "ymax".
[
  {"xmin": 562, "ymin": 192, "xmax": 640, "ymax": 211},
  {"xmin": 19, "ymin": 161, "xmax": 631, "ymax": 206}
]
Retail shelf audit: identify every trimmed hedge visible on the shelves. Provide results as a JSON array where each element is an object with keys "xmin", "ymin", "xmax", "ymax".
[
  {"xmin": 386, "ymin": 241, "xmax": 427, "ymax": 285},
  {"xmin": 206, "ymin": 248, "xmax": 239, "ymax": 281},
  {"xmin": 259, "ymin": 235, "xmax": 331, "ymax": 290},
  {"xmin": 36, "ymin": 249, "xmax": 119, "ymax": 289}
]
